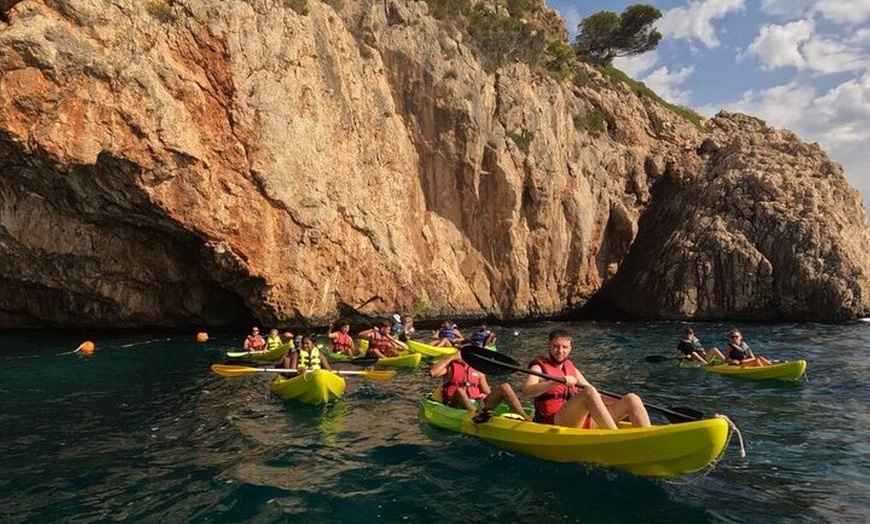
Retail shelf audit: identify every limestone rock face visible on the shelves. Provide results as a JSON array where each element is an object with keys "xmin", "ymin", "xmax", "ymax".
[{"xmin": 0, "ymin": 0, "xmax": 868, "ymax": 328}]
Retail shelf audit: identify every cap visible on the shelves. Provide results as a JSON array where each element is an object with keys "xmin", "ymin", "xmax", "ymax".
[{"xmin": 393, "ymin": 314, "xmax": 401, "ymax": 323}]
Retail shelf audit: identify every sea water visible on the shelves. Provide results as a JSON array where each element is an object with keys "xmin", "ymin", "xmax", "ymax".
[{"xmin": 0, "ymin": 322, "xmax": 867, "ymax": 523}]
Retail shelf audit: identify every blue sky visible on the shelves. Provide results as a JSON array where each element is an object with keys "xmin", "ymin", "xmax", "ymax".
[{"xmin": 549, "ymin": 0, "xmax": 870, "ymax": 206}]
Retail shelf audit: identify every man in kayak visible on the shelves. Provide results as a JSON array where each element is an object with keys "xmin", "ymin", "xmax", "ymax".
[
  {"xmin": 522, "ymin": 329, "xmax": 651, "ymax": 429},
  {"xmin": 429, "ymin": 351, "xmax": 530, "ymax": 423},
  {"xmin": 676, "ymin": 328, "xmax": 727, "ymax": 364},
  {"xmin": 725, "ymin": 329, "xmax": 772, "ymax": 366},
  {"xmin": 242, "ymin": 326, "xmax": 266, "ymax": 352},
  {"xmin": 468, "ymin": 324, "xmax": 497, "ymax": 348},
  {"xmin": 359, "ymin": 320, "xmax": 407, "ymax": 358}
]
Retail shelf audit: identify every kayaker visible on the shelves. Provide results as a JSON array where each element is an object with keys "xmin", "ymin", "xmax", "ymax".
[
  {"xmin": 429, "ymin": 351, "xmax": 530, "ymax": 423},
  {"xmin": 360, "ymin": 320, "xmax": 407, "ymax": 358},
  {"xmin": 399, "ymin": 315, "xmax": 416, "ymax": 342},
  {"xmin": 724, "ymin": 329, "xmax": 772, "ymax": 366},
  {"xmin": 242, "ymin": 326, "xmax": 266, "ymax": 352},
  {"xmin": 522, "ymin": 329, "xmax": 651, "ymax": 429},
  {"xmin": 468, "ymin": 324, "xmax": 497, "ymax": 348},
  {"xmin": 430, "ymin": 320, "xmax": 465, "ymax": 347},
  {"xmin": 390, "ymin": 314, "xmax": 404, "ymax": 337},
  {"xmin": 265, "ymin": 329, "xmax": 283, "ymax": 352},
  {"xmin": 328, "ymin": 322, "xmax": 358, "ymax": 357},
  {"xmin": 287, "ymin": 335, "xmax": 333, "ymax": 371},
  {"xmin": 676, "ymin": 328, "xmax": 727, "ymax": 364}
]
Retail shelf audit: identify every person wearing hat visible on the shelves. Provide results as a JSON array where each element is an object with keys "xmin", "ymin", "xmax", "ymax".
[{"xmin": 390, "ymin": 313, "xmax": 404, "ymax": 337}]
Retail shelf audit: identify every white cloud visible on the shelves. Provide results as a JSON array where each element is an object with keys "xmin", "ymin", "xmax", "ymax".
[
  {"xmin": 814, "ymin": 0, "xmax": 870, "ymax": 26},
  {"xmin": 744, "ymin": 20, "xmax": 814, "ymax": 70},
  {"xmin": 613, "ymin": 51, "xmax": 660, "ymax": 78},
  {"xmin": 718, "ymin": 82, "xmax": 818, "ymax": 130},
  {"xmin": 801, "ymin": 36, "xmax": 867, "ymax": 73},
  {"xmin": 659, "ymin": 0, "xmax": 746, "ymax": 47},
  {"xmin": 561, "ymin": 6, "xmax": 582, "ymax": 39},
  {"xmin": 641, "ymin": 66, "xmax": 695, "ymax": 105},
  {"xmin": 745, "ymin": 20, "xmax": 867, "ymax": 73}
]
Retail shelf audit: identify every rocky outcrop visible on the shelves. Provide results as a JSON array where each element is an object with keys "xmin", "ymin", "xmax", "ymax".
[{"xmin": 0, "ymin": 0, "xmax": 867, "ymax": 328}]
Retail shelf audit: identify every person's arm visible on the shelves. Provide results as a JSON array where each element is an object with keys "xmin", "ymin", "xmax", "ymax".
[
  {"xmin": 478, "ymin": 374, "xmax": 492, "ymax": 397},
  {"xmin": 320, "ymin": 353, "xmax": 332, "ymax": 371},
  {"xmin": 288, "ymin": 351, "xmax": 299, "ymax": 370},
  {"xmin": 358, "ymin": 328, "xmax": 376, "ymax": 338},
  {"xmin": 429, "ymin": 353, "xmax": 456, "ymax": 378},
  {"xmin": 522, "ymin": 364, "xmax": 576, "ymax": 399},
  {"xmin": 387, "ymin": 334, "xmax": 408, "ymax": 351}
]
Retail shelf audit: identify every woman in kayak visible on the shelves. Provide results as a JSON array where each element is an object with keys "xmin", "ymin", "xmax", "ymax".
[
  {"xmin": 522, "ymin": 329, "xmax": 651, "ymax": 429},
  {"xmin": 328, "ymin": 322, "xmax": 358, "ymax": 357},
  {"xmin": 429, "ymin": 351, "xmax": 530, "ymax": 423},
  {"xmin": 725, "ymin": 329, "xmax": 772, "ymax": 366},
  {"xmin": 676, "ymin": 328, "xmax": 727, "ymax": 364},
  {"xmin": 285, "ymin": 335, "xmax": 333, "ymax": 371}
]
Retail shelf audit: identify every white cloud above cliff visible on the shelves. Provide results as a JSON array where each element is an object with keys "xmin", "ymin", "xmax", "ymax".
[{"xmin": 550, "ymin": 0, "xmax": 870, "ymax": 207}]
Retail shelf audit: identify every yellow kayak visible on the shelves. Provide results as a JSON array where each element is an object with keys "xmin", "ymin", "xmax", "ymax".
[
  {"xmin": 407, "ymin": 340, "xmax": 457, "ymax": 357},
  {"xmin": 270, "ymin": 370, "xmax": 346, "ymax": 404},
  {"xmin": 226, "ymin": 342, "xmax": 292, "ymax": 363},
  {"xmin": 706, "ymin": 360, "xmax": 807, "ymax": 381},
  {"xmin": 375, "ymin": 352, "xmax": 422, "ymax": 368},
  {"xmin": 419, "ymin": 396, "xmax": 731, "ymax": 478}
]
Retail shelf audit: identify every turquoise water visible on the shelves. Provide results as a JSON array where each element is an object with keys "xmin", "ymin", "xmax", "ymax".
[{"xmin": 1, "ymin": 322, "xmax": 868, "ymax": 523}]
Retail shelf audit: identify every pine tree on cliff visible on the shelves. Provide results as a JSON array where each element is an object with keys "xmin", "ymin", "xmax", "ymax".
[{"xmin": 573, "ymin": 4, "xmax": 662, "ymax": 66}]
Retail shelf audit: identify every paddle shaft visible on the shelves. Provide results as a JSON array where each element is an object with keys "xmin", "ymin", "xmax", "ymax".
[{"xmin": 461, "ymin": 346, "xmax": 701, "ymax": 423}]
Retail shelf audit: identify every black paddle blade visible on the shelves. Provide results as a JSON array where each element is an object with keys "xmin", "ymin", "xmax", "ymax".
[
  {"xmin": 460, "ymin": 345, "xmax": 522, "ymax": 376},
  {"xmin": 662, "ymin": 406, "xmax": 704, "ymax": 423},
  {"xmin": 645, "ymin": 355, "xmax": 672, "ymax": 363}
]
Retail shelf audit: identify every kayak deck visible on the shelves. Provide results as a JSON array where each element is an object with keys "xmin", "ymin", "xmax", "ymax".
[
  {"xmin": 270, "ymin": 370, "xmax": 346, "ymax": 404},
  {"xmin": 419, "ymin": 396, "xmax": 730, "ymax": 478},
  {"xmin": 706, "ymin": 360, "xmax": 807, "ymax": 381},
  {"xmin": 226, "ymin": 342, "xmax": 292, "ymax": 363}
]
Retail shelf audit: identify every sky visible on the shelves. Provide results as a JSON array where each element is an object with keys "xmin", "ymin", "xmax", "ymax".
[{"xmin": 548, "ymin": 0, "xmax": 870, "ymax": 207}]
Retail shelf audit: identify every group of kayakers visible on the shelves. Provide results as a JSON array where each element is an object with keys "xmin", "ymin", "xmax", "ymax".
[
  {"xmin": 676, "ymin": 327, "xmax": 773, "ymax": 366},
  {"xmin": 238, "ymin": 320, "xmax": 770, "ymax": 433}
]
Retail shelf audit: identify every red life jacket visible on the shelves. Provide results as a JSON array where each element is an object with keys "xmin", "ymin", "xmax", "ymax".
[
  {"xmin": 530, "ymin": 357, "xmax": 579, "ymax": 424},
  {"xmin": 332, "ymin": 332, "xmax": 352, "ymax": 352},
  {"xmin": 367, "ymin": 334, "xmax": 391, "ymax": 357},
  {"xmin": 442, "ymin": 360, "xmax": 483, "ymax": 402}
]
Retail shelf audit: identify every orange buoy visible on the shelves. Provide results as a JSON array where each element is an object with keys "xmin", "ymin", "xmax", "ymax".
[
  {"xmin": 196, "ymin": 332, "xmax": 209, "ymax": 343},
  {"xmin": 78, "ymin": 341, "xmax": 95, "ymax": 355}
]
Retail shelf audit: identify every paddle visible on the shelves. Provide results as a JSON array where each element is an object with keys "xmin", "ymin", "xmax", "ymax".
[
  {"xmin": 460, "ymin": 345, "xmax": 704, "ymax": 424},
  {"xmin": 645, "ymin": 355, "xmax": 677, "ymax": 363},
  {"xmin": 210, "ymin": 364, "xmax": 397, "ymax": 381}
]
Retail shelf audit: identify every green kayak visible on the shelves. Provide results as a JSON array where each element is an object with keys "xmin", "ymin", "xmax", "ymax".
[{"xmin": 419, "ymin": 396, "xmax": 731, "ymax": 478}]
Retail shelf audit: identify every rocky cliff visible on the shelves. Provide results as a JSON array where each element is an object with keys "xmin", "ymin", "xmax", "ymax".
[{"xmin": 0, "ymin": 0, "xmax": 868, "ymax": 328}]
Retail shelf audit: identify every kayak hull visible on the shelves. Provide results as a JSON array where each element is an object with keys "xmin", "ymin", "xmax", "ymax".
[
  {"xmin": 407, "ymin": 340, "xmax": 457, "ymax": 357},
  {"xmin": 419, "ymin": 397, "xmax": 730, "ymax": 478},
  {"xmin": 375, "ymin": 352, "xmax": 422, "ymax": 368},
  {"xmin": 706, "ymin": 360, "xmax": 807, "ymax": 381},
  {"xmin": 226, "ymin": 342, "xmax": 291, "ymax": 363},
  {"xmin": 270, "ymin": 370, "xmax": 346, "ymax": 404}
]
